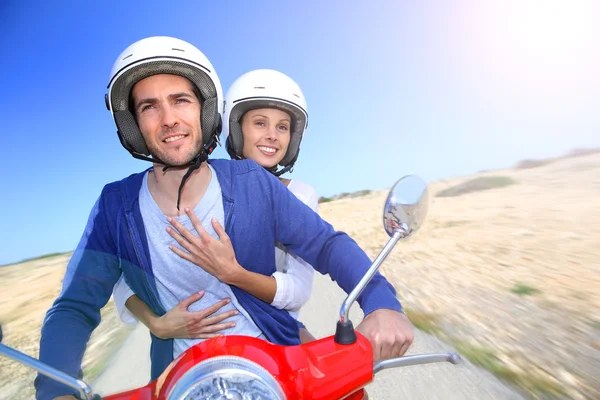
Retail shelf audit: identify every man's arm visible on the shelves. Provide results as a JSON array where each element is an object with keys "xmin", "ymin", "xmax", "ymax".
[
  {"xmin": 261, "ymin": 169, "xmax": 414, "ymax": 359},
  {"xmin": 262, "ymin": 170, "xmax": 401, "ymax": 315},
  {"xmin": 35, "ymin": 195, "xmax": 121, "ymax": 400}
]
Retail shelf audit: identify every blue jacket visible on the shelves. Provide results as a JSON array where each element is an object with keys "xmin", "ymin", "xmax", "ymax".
[{"xmin": 35, "ymin": 159, "xmax": 402, "ymax": 399}]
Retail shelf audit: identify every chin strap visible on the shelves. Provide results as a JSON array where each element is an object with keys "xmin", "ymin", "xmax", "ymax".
[
  {"xmin": 270, "ymin": 163, "xmax": 294, "ymax": 177},
  {"xmin": 163, "ymin": 151, "xmax": 208, "ymax": 211},
  {"xmin": 130, "ymin": 150, "xmax": 208, "ymax": 211}
]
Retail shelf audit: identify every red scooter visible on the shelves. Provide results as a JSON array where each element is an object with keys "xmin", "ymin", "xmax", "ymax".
[{"xmin": 1, "ymin": 175, "xmax": 461, "ymax": 400}]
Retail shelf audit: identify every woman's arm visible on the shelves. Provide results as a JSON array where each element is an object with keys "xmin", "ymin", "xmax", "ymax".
[
  {"xmin": 123, "ymin": 291, "xmax": 238, "ymax": 339},
  {"xmin": 114, "ymin": 274, "xmax": 238, "ymax": 339},
  {"xmin": 226, "ymin": 270, "xmax": 278, "ymax": 304},
  {"xmin": 112, "ymin": 274, "xmax": 141, "ymax": 325},
  {"xmin": 123, "ymin": 294, "xmax": 160, "ymax": 332},
  {"xmin": 167, "ymin": 212, "xmax": 281, "ymax": 304},
  {"xmin": 270, "ymin": 184, "xmax": 319, "ymax": 310},
  {"xmin": 271, "ymin": 252, "xmax": 315, "ymax": 310},
  {"xmin": 165, "ymin": 194, "xmax": 318, "ymax": 309}
]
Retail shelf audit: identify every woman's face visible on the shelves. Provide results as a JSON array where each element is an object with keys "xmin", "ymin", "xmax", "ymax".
[{"xmin": 241, "ymin": 108, "xmax": 292, "ymax": 168}]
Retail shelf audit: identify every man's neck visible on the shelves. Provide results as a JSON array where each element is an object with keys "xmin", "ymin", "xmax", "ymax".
[{"xmin": 147, "ymin": 162, "xmax": 212, "ymax": 217}]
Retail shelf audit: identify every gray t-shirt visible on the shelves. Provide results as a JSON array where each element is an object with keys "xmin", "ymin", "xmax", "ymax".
[{"xmin": 139, "ymin": 165, "xmax": 263, "ymax": 358}]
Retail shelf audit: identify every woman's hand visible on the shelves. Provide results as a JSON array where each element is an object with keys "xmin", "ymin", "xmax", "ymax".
[
  {"xmin": 150, "ymin": 291, "xmax": 238, "ymax": 340},
  {"xmin": 166, "ymin": 209, "xmax": 243, "ymax": 284},
  {"xmin": 166, "ymin": 208, "xmax": 278, "ymax": 305}
]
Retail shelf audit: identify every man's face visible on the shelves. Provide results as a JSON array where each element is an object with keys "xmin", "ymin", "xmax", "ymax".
[{"xmin": 131, "ymin": 74, "xmax": 202, "ymax": 166}]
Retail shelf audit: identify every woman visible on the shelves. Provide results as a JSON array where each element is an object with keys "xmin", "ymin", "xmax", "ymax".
[{"xmin": 112, "ymin": 69, "xmax": 318, "ymax": 343}]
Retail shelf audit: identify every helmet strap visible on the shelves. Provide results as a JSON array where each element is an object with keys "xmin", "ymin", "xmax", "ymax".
[
  {"xmin": 272, "ymin": 163, "xmax": 294, "ymax": 177},
  {"xmin": 162, "ymin": 151, "xmax": 208, "ymax": 211},
  {"xmin": 130, "ymin": 148, "xmax": 208, "ymax": 211}
]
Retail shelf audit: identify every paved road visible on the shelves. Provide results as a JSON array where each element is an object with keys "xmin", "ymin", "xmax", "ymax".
[{"xmin": 93, "ymin": 273, "xmax": 525, "ymax": 399}]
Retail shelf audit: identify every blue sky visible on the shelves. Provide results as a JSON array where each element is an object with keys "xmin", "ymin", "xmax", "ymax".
[{"xmin": 1, "ymin": 0, "xmax": 599, "ymax": 265}]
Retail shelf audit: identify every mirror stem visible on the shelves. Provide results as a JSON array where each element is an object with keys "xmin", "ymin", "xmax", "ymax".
[
  {"xmin": 0, "ymin": 343, "xmax": 97, "ymax": 400},
  {"xmin": 340, "ymin": 228, "xmax": 405, "ymax": 324}
]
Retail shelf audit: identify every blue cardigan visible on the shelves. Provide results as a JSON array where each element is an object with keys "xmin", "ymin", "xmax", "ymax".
[{"xmin": 35, "ymin": 158, "xmax": 402, "ymax": 399}]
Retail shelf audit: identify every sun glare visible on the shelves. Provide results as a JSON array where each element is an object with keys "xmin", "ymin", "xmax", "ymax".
[{"xmin": 454, "ymin": 0, "xmax": 599, "ymax": 103}]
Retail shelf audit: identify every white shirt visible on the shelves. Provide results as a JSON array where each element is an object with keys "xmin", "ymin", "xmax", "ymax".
[{"xmin": 271, "ymin": 179, "xmax": 318, "ymax": 319}]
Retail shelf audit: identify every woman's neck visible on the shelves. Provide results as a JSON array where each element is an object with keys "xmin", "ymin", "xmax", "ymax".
[{"xmin": 279, "ymin": 177, "xmax": 291, "ymax": 187}]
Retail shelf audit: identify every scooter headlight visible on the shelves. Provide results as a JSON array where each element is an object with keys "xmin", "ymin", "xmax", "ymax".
[{"xmin": 167, "ymin": 356, "xmax": 286, "ymax": 400}]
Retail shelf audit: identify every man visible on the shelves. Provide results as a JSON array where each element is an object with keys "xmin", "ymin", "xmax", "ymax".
[{"xmin": 36, "ymin": 36, "xmax": 414, "ymax": 400}]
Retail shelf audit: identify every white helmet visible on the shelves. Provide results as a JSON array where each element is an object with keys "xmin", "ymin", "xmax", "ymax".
[
  {"xmin": 222, "ymin": 69, "xmax": 308, "ymax": 174},
  {"xmin": 105, "ymin": 36, "xmax": 224, "ymax": 160}
]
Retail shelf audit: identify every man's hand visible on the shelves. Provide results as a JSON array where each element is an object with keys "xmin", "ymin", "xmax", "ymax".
[
  {"xmin": 166, "ymin": 209, "xmax": 243, "ymax": 284},
  {"xmin": 151, "ymin": 291, "xmax": 238, "ymax": 339},
  {"xmin": 356, "ymin": 309, "xmax": 414, "ymax": 361}
]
